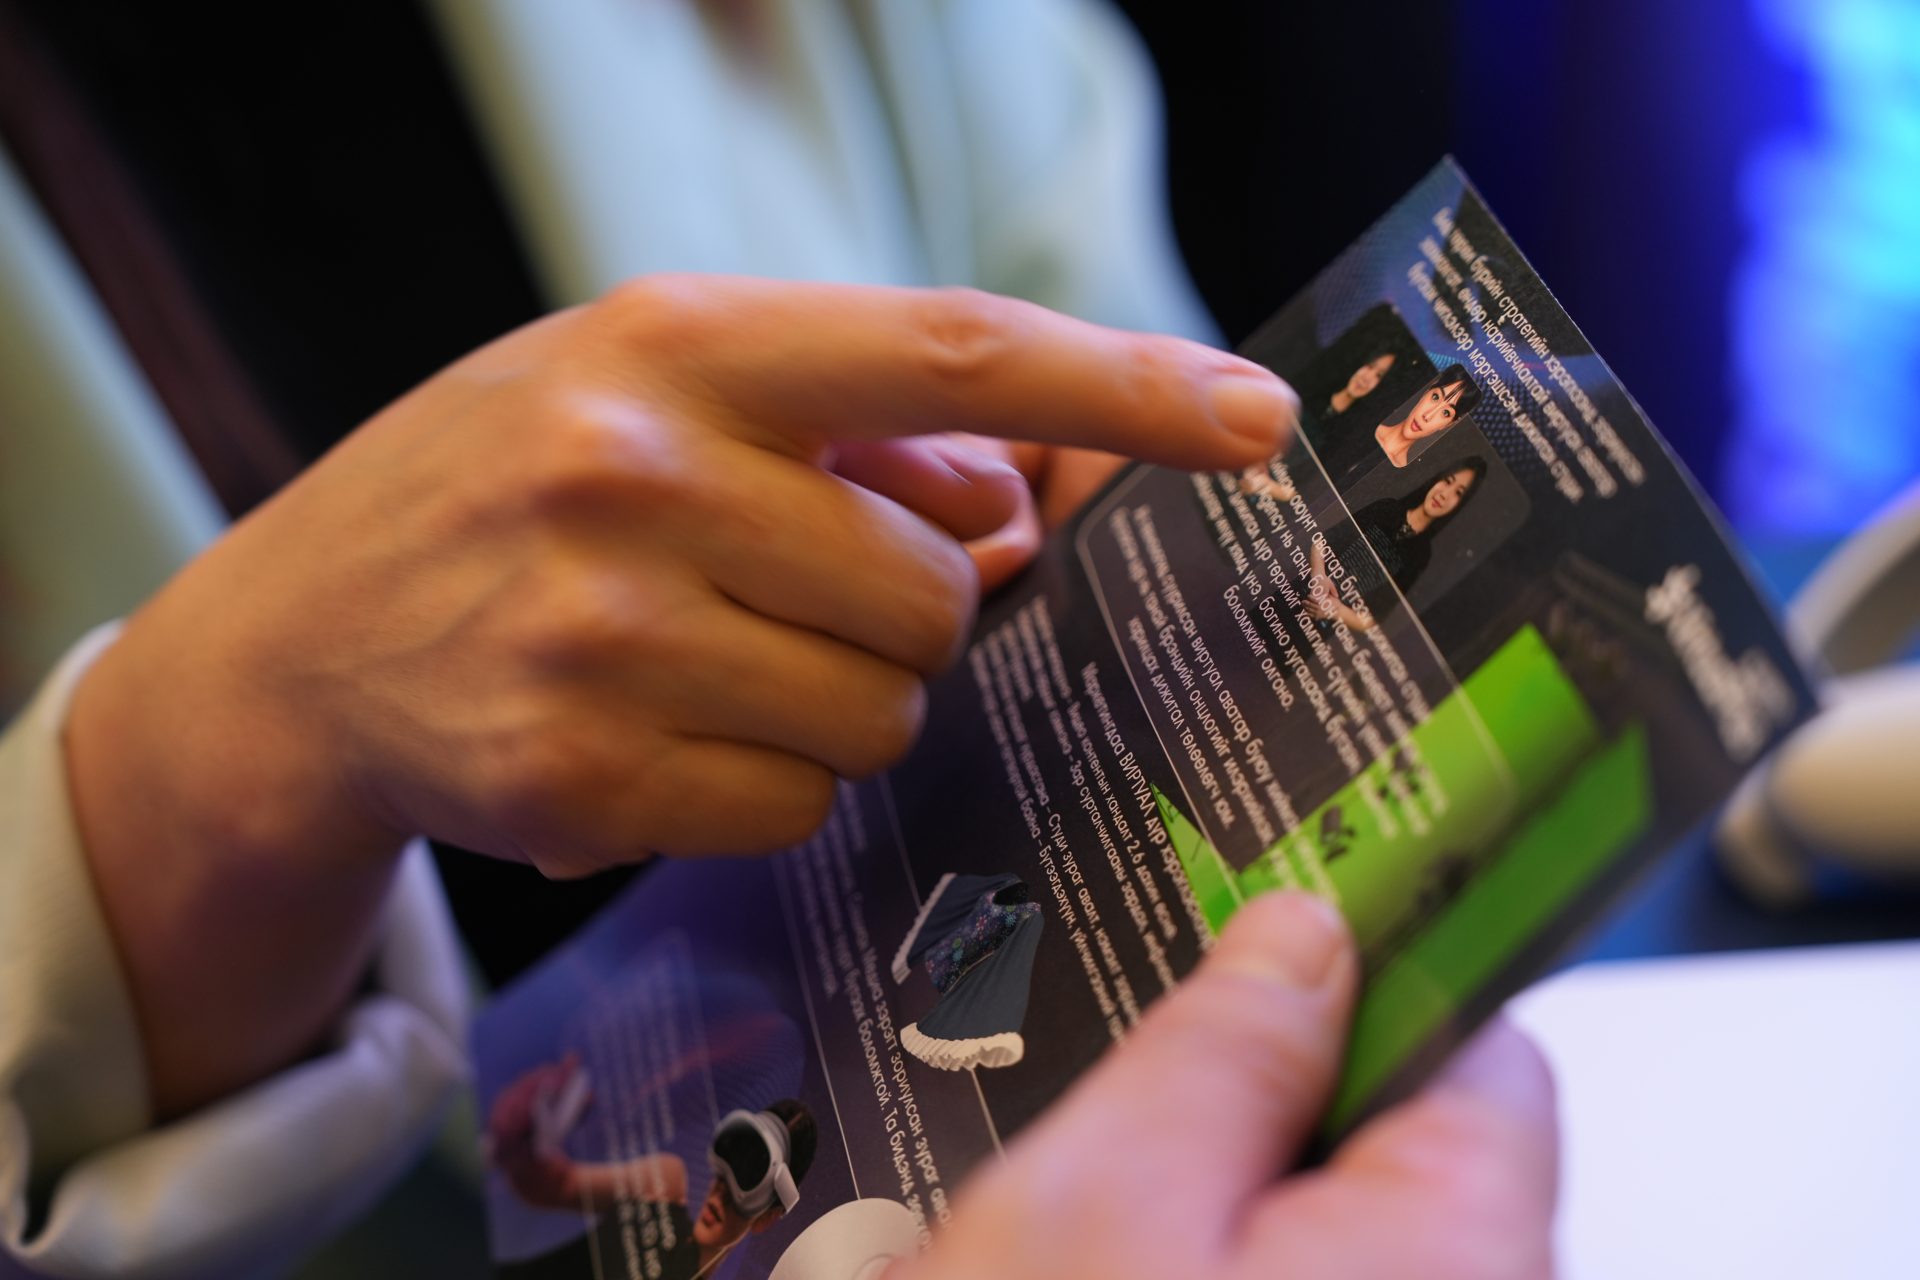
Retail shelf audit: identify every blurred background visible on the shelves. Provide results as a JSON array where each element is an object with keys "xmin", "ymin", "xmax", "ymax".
[
  {"xmin": 3, "ymin": 5, "xmax": 1917, "ymax": 1275},
  {"xmin": 1128, "ymin": 0, "xmax": 1920, "ymax": 542},
  {"xmin": 2, "ymin": 0, "xmax": 1916, "ymax": 971},
  {"xmin": 9, "ymin": 0, "xmax": 1917, "ymax": 549}
]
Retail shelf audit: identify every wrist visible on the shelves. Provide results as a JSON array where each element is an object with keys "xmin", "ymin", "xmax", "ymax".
[
  {"xmin": 68, "ymin": 594, "xmax": 404, "ymax": 876},
  {"xmin": 63, "ymin": 586, "xmax": 409, "ymax": 1117}
]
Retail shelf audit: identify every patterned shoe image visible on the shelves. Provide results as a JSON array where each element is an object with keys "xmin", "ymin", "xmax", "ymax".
[{"xmin": 892, "ymin": 872, "xmax": 1044, "ymax": 1072}]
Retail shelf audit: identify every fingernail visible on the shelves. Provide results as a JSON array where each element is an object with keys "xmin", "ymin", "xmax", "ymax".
[
  {"xmin": 1209, "ymin": 370, "xmax": 1299, "ymax": 447},
  {"xmin": 938, "ymin": 443, "xmax": 1025, "ymax": 486},
  {"xmin": 971, "ymin": 455, "xmax": 1027, "ymax": 485},
  {"xmin": 1231, "ymin": 891, "xmax": 1347, "ymax": 989}
]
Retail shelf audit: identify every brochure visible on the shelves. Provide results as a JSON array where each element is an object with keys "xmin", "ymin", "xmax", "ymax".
[{"xmin": 472, "ymin": 160, "xmax": 1818, "ymax": 1280}]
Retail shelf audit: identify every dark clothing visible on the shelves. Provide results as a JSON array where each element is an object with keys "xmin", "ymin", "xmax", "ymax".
[
  {"xmin": 897, "ymin": 873, "xmax": 1044, "ymax": 1072},
  {"xmin": 497, "ymin": 1200, "xmax": 702, "ymax": 1280},
  {"xmin": 1298, "ymin": 406, "xmax": 1389, "ymax": 494},
  {"xmin": 1326, "ymin": 499, "xmax": 1432, "ymax": 614},
  {"xmin": 913, "ymin": 913, "xmax": 1043, "ymax": 1050}
]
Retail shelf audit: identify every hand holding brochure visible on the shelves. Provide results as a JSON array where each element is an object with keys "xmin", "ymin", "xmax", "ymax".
[{"xmin": 473, "ymin": 162, "xmax": 1817, "ymax": 1279}]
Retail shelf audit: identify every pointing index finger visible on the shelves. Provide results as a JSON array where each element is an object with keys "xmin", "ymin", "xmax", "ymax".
[{"xmin": 611, "ymin": 276, "xmax": 1298, "ymax": 468}]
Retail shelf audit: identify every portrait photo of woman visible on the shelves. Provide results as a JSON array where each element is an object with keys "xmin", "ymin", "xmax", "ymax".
[
  {"xmin": 1372, "ymin": 364, "xmax": 1482, "ymax": 470},
  {"xmin": 1327, "ymin": 351, "xmax": 1398, "ymax": 419},
  {"xmin": 1295, "ymin": 361, "xmax": 1484, "ymax": 493},
  {"xmin": 1306, "ymin": 456, "xmax": 1488, "ymax": 632}
]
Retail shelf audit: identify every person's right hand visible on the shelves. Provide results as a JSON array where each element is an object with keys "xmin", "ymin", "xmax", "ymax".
[
  {"xmin": 73, "ymin": 277, "xmax": 1294, "ymax": 880},
  {"xmin": 908, "ymin": 892, "xmax": 1558, "ymax": 1280},
  {"xmin": 64, "ymin": 277, "xmax": 1296, "ymax": 1115}
]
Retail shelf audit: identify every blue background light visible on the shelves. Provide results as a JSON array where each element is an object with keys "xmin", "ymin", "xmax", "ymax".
[
  {"xmin": 1454, "ymin": 0, "xmax": 1920, "ymax": 539},
  {"xmin": 1726, "ymin": 0, "xmax": 1920, "ymax": 533}
]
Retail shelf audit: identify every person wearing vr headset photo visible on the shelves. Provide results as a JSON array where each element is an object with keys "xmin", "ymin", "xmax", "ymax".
[{"xmin": 487, "ymin": 1056, "xmax": 817, "ymax": 1280}]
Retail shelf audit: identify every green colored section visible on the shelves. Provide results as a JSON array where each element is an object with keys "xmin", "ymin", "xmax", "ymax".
[
  {"xmin": 1236, "ymin": 850, "xmax": 1293, "ymax": 901},
  {"xmin": 1325, "ymin": 724, "xmax": 1654, "ymax": 1131},
  {"xmin": 1144, "ymin": 626, "xmax": 1656, "ymax": 1134},
  {"xmin": 1156, "ymin": 629, "xmax": 1596, "ymax": 949},
  {"xmin": 1154, "ymin": 783, "xmax": 1239, "ymax": 932},
  {"xmin": 1155, "ymin": 627, "xmax": 1595, "ymax": 948},
  {"xmin": 1456, "ymin": 624, "xmax": 1602, "ymax": 796},
  {"xmin": 1311, "ymin": 624, "xmax": 1598, "ymax": 956}
]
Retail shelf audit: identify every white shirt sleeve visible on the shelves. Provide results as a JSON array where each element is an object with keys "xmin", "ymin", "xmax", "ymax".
[{"xmin": 1, "ymin": 627, "xmax": 473, "ymax": 1280}]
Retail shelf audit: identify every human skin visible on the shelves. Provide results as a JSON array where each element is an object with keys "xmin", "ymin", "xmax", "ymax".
[
  {"xmin": 1376, "ymin": 381, "xmax": 1466, "ymax": 465},
  {"xmin": 1406, "ymin": 466, "xmax": 1478, "ymax": 533},
  {"xmin": 904, "ymin": 893, "xmax": 1557, "ymax": 1280},
  {"xmin": 492, "ymin": 899, "xmax": 1557, "ymax": 1280},
  {"xmin": 1330, "ymin": 352, "xmax": 1396, "ymax": 414},
  {"xmin": 1306, "ymin": 537, "xmax": 1375, "ymax": 632},
  {"xmin": 487, "ymin": 1063, "xmax": 777, "ymax": 1271},
  {"xmin": 61, "ymin": 277, "xmax": 1298, "ymax": 1121},
  {"xmin": 1238, "ymin": 462, "xmax": 1298, "ymax": 504},
  {"xmin": 59, "ymin": 280, "xmax": 1556, "ymax": 1279}
]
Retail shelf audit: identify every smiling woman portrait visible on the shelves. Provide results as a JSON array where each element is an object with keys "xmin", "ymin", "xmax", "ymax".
[
  {"xmin": 1374, "ymin": 365, "xmax": 1481, "ymax": 470},
  {"xmin": 1285, "ymin": 358, "xmax": 1483, "ymax": 494},
  {"xmin": 1305, "ymin": 456, "xmax": 1488, "ymax": 633},
  {"xmin": 1329, "ymin": 351, "xmax": 1397, "ymax": 417}
]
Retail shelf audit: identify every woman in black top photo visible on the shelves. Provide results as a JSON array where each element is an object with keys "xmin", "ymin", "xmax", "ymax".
[{"xmin": 1306, "ymin": 457, "xmax": 1487, "ymax": 632}]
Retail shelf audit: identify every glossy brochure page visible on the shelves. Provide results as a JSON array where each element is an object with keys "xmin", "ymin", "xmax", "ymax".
[{"xmin": 472, "ymin": 160, "xmax": 1817, "ymax": 1280}]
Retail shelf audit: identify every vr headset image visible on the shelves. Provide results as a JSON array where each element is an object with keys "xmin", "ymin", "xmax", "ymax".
[{"xmin": 710, "ymin": 1109, "xmax": 801, "ymax": 1217}]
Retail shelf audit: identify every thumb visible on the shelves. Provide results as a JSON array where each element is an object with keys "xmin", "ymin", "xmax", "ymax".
[{"xmin": 1022, "ymin": 892, "xmax": 1356, "ymax": 1226}]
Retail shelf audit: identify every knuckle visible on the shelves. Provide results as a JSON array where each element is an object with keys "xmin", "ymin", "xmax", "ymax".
[
  {"xmin": 521, "ymin": 405, "xmax": 626, "ymax": 514},
  {"xmin": 510, "ymin": 740, "xmax": 666, "ymax": 876},
  {"xmin": 523, "ymin": 397, "xmax": 686, "ymax": 519},
  {"xmin": 1153, "ymin": 972, "xmax": 1328, "ymax": 1098},
  {"xmin": 910, "ymin": 287, "xmax": 1018, "ymax": 387},
  {"xmin": 1113, "ymin": 332, "xmax": 1188, "ymax": 412},
  {"xmin": 712, "ymin": 478, "xmax": 783, "ymax": 545},
  {"xmin": 519, "ymin": 568, "xmax": 646, "ymax": 670},
  {"xmin": 843, "ymin": 671, "xmax": 928, "ymax": 777},
  {"xmin": 595, "ymin": 273, "xmax": 718, "ymax": 352},
  {"xmin": 644, "ymin": 752, "xmax": 836, "ymax": 855},
  {"xmin": 488, "ymin": 730, "xmax": 600, "ymax": 837}
]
